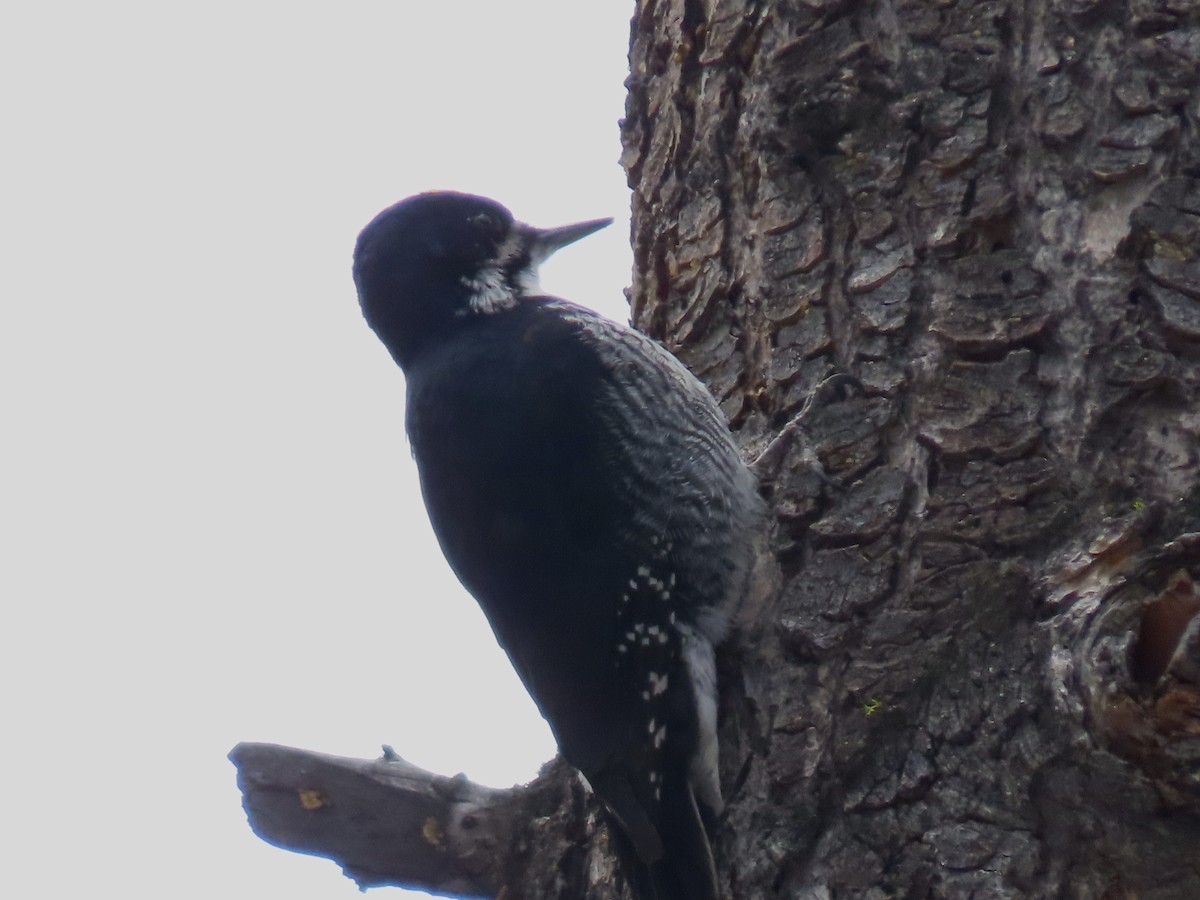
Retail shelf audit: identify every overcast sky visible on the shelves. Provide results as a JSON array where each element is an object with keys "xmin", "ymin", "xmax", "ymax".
[{"xmin": 3, "ymin": 4, "xmax": 633, "ymax": 898}]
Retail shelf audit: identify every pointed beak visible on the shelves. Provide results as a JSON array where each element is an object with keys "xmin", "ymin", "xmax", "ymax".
[{"xmin": 530, "ymin": 217, "xmax": 613, "ymax": 262}]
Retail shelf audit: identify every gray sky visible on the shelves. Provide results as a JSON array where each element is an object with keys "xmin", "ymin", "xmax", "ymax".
[{"xmin": 4, "ymin": 4, "xmax": 632, "ymax": 897}]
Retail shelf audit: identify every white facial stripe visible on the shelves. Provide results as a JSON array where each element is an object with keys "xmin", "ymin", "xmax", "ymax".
[
  {"xmin": 515, "ymin": 266, "xmax": 541, "ymax": 296},
  {"xmin": 461, "ymin": 227, "xmax": 538, "ymax": 315},
  {"xmin": 461, "ymin": 266, "xmax": 516, "ymax": 315}
]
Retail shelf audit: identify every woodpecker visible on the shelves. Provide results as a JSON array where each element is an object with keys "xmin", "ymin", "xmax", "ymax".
[{"xmin": 353, "ymin": 191, "xmax": 765, "ymax": 900}]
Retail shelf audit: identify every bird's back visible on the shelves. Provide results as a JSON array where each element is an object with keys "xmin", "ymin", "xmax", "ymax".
[{"xmin": 405, "ymin": 297, "xmax": 761, "ymax": 783}]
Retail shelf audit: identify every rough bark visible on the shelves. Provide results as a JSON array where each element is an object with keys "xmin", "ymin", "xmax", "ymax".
[
  {"xmin": 229, "ymin": 743, "xmax": 599, "ymax": 897},
  {"xmin": 232, "ymin": 1, "xmax": 1200, "ymax": 897},
  {"xmin": 620, "ymin": 0, "xmax": 1200, "ymax": 896}
]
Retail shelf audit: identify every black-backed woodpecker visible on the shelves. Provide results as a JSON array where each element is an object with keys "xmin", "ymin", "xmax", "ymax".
[{"xmin": 353, "ymin": 192, "xmax": 765, "ymax": 900}]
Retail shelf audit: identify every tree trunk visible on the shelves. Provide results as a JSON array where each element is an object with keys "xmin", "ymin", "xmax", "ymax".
[{"xmin": 233, "ymin": 1, "xmax": 1200, "ymax": 896}]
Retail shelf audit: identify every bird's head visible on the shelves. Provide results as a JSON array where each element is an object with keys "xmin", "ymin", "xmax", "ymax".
[{"xmin": 353, "ymin": 191, "xmax": 611, "ymax": 370}]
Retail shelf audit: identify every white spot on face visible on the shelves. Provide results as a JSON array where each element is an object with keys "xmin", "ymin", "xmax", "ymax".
[
  {"xmin": 461, "ymin": 228, "xmax": 537, "ymax": 315},
  {"xmin": 460, "ymin": 267, "xmax": 516, "ymax": 315},
  {"xmin": 514, "ymin": 264, "xmax": 541, "ymax": 296}
]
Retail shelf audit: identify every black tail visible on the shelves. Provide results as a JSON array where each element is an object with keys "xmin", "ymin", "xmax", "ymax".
[{"xmin": 611, "ymin": 768, "xmax": 719, "ymax": 900}]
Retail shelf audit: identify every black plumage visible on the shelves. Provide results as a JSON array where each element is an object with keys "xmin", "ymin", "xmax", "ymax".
[{"xmin": 353, "ymin": 191, "xmax": 765, "ymax": 900}]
